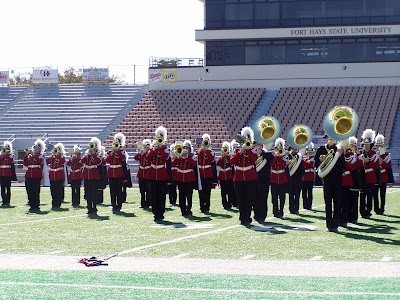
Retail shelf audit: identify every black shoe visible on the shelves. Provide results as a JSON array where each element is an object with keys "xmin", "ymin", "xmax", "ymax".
[
  {"xmin": 340, "ymin": 223, "xmax": 348, "ymax": 228},
  {"xmin": 328, "ymin": 227, "xmax": 339, "ymax": 233}
]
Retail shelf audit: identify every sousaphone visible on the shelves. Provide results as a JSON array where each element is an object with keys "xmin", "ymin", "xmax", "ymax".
[
  {"xmin": 317, "ymin": 106, "xmax": 359, "ymax": 178},
  {"xmin": 287, "ymin": 124, "xmax": 313, "ymax": 176},
  {"xmin": 251, "ymin": 116, "xmax": 281, "ymax": 149}
]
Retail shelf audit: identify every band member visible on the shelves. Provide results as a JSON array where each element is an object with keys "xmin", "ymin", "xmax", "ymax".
[
  {"xmin": 134, "ymin": 139, "xmax": 151, "ymax": 209},
  {"xmin": 288, "ymin": 147, "xmax": 305, "ymax": 214},
  {"xmin": 341, "ymin": 137, "xmax": 359, "ymax": 226},
  {"xmin": 81, "ymin": 138, "xmax": 101, "ymax": 216},
  {"xmin": 196, "ymin": 133, "xmax": 215, "ymax": 213},
  {"xmin": 315, "ymin": 134, "xmax": 344, "ymax": 232},
  {"xmin": 172, "ymin": 140, "xmax": 197, "ymax": 217},
  {"xmin": 97, "ymin": 146, "xmax": 107, "ymax": 205},
  {"xmin": 270, "ymin": 138, "xmax": 289, "ymax": 218},
  {"xmin": 146, "ymin": 126, "xmax": 170, "ymax": 222},
  {"xmin": 46, "ymin": 143, "xmax": 66, "ymax": 209},
  {"xmin": 359, "ymin": 129, "xmax": 379, "ymax": 219},
  {"xmin": 106, "ymin": 133, "xmax": 127, "ymax": 213},
  {"xmin": 374, "ymin": 134, "xmax": 393, "ymax": 215},
  {"xmin": 24, "ymin": 139, "xmax": 45, "ymax": 211},
  {"xmin": 231, "ymin": 127, "xmax": 258, "ymax": 225},
  {"xmin": 253, "ymin": 141, "xmax": 274, "ymax": 222},
  {"xmin": 0, "ymin": 141, "xmax": 15, "ymax": 206},
  {"xmin": 167, "ymin": 143, "xmax": 178, "ymax": 205},
  {"xmin": 121, "ymin": 148, "xmax": 132, "ymax": 203},
  {"xmin": 66, "ymin": 145, "xmax": 83, "ymax": 207},
  {"xmin": 302, "ymin": 143, "xmax": 315, "ymax": 210},
  {"xmin": 217, "ymin": 141, "xmax": 235, "ymax": 210}
]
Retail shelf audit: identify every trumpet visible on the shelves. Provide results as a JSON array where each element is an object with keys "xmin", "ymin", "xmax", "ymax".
[
  {"xmin": 52, "ymin": 148, "xmax": 58, "ymax": 155},
  {"xmin": 243, "ymin": 139, "xmax": 252, "ymax": 150},
  {"xmin": 136, "ymin": 141, "xmax": 144, "ymax": 150},
  {"xmin": 88, "ymin": 142, "xmax": 95, "ymax": 149},
  {"xmin": 274, "ymin": 146, "xmax": 284, "ymax": 155},
  {"xmin": 202, "ymin": 139, "xmax": 210, "ymax": 148},
  {"xmin": 112, "ymin": 141, "xmax": 121, "ymax": 149},
  {"xmin": 68, "ymin": 148, "xmax": 75, "ymax": 155},
  {"xmin": 155, "ymin": 135, "xmax": 165, "ymax": 145},
  {"xmin": 221, "ymin": 146, "xmax": 229, "ymax": 155},
  {"xmin": 1, "ymin": 148, "xmax": 6, "ymax": 154}
]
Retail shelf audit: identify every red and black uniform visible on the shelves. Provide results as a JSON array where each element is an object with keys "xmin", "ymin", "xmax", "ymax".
[
  {"xmin": 217, "ymin": 154, "xmax": 235, "ymax": 210},
  {"xmin": 24, "ymin": 153, "xmax": 44, "ymax": 210},
  {"xmin": 106, "ymin": 150, "xmax": 126, "ymax": 212},
  {"xmin": 270, "ymin": 154, "xmax": 289, "ymax": 218},
  {"xmin": 342, "ymin": 151, "xmax": 359, "ymax": 224},
  {"xmin": 46, "ymin": 154, "xmax": 66, "ymax": 209},
  {"xmin": 230, "ymin": 148, "xmax": 258, "ymax": 225},
  {"xmin": 254, "ymin": 150, "xmax": 274, "ymax": 222},
  {"xmin": 0, "ymin": 153, "xmax": 14, "ymax": 206},
  {"xmin": 374, "ymin": 151, "xmax": 392, "ymax": 215},
  {"xmin": 196, "ymin": 148, "xmax": 215, "ymax": 213},
  {"xmin": 67, "ymin": 155, "xmax": 83, "ymax": 207},
  {"xmin": 302, "ymin": 156, "xmax": 315, "ymax": 210},
  {"xmin": 134, "ymin": 151, "xmax": 151, "ymax": 208},
  {"xmin": 172, "ymin": 155, "xmax": 197, "ymax": 216},
  {"xmin": 359, "ymin": 149, "xmax": 379, "ymax": 218},
  {"xmin": 167, "ymin": 157, "xmax": 177, "ymax": 205},
  {"xmin": 97, "ymin": 156, "xmax": 107, "ymax": 205},
  {"xmin": 146, "ymin": 146, "xmax": 170, "ymax": 221},
  {"xmin": 81, "ymin": 153, "xmax": 101, "ymax": 215}
]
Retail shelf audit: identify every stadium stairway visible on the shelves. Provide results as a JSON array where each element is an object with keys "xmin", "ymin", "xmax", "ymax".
[
  {"xmin": 389, "ymin": 100, "xmax": 400, "ymax": 161},
  {"xmin": 246, "ymin": 89, "xmax": 279, "ymax": 127},
  {"xmin": 0, "ymin": 84, "xmax": 147, "ymax": 150}
]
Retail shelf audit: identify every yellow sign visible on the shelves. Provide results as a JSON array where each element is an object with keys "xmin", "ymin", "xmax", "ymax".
[{"xmin": 162, "ymin": 70, "xmax": 177, "ymax": 83}]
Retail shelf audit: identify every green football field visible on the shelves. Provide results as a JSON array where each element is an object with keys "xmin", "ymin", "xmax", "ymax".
[{"xmin": 0, "ymin": 186, "xmax": 399, "ymax": 299}]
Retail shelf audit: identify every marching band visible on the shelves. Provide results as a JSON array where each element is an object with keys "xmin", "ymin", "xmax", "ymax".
[{"xmin": 0, "ymin": 106, "xmax": 396, "ymax": 230}]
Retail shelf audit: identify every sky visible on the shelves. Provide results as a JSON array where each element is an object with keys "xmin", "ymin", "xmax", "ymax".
[{"xmin": 2, "ymin": 0, "xmax": 205, "ymax": 83}]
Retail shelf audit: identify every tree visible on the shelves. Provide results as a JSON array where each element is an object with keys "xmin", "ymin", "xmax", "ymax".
[
  {"xmin": 58, "ymin": 67, "xmax": 83, "ymax": 84},
  {"xmin": 9, "ymin": 73, "xmax": 32, "ymax": 85}
]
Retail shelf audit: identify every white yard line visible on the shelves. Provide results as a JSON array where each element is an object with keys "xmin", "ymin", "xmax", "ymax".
[
  {"xmin": 240, "ymin": 255, "xmax": 255, "ymax": 260},
  {"xmin": 310, "ymin": 256, "xmax": 323, "ymax": 261},
  {"xmin": 173, "ymin": 253, "xmax": 190, "ymax": 259},
  {"xmin": 0, "ymin": 281, "xmax": 398, "ymax": 297},
  {"xmin": 118, "ymin": 225, "xmax": 241, "ymax": 255},
  {"xmin": 45, "ymin": 251, "xmax": 65, "ymax": 255}
]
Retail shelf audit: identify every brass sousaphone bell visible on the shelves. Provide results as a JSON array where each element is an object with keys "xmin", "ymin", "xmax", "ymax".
[
  {"xmin": 287, "ymin": 124, "xmax": 313, "ymax": 176},
  {"xmin": 251, "ymin": 115, "xmax": 281, "ymax": 149},
  {"xmin": 317, "ymin": 106, "xmax": 359, "ymax": 178}
]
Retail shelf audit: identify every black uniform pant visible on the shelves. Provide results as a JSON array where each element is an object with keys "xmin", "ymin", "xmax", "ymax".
[
  {"xmin": 97, "ymin": 189, "xmax": 104, "ymax": 204},
  {"xmin": 70, "ymin": 180, "xmax": 81, "ymax": 206},
  {"xmin": 302, "ymin": 181, "xmax": 314, "ymax": 210},
  {"xmin": 109, "ymin": 177, "xmax": 123, "ymax": 211},
  {"xmin": 149, "ymin": 180, "xmax": 167, "ymax": 220},
  {"xmin": 139, "ymin": 178, "xmax": 150, "ymax": 208},
  {"xmin": 254, "ymin": 180, "xmax": 270, "ymax": 222},
  {"xmin": 323, "ymin": 178, "xmax": 342, "ymax": 230},
  {"xmin": 220, "ymin": 180, "xmax": 235, "ymax": 209},
  {"xmin": 341, "ymin": 186, "xmax": 352, "ymax": 224},
  {"xmin": 84, "ymin": 179, "xmax": 98, "ymax": 214},
  {"xmin": 0, "ymin": 176, "xmax": 11, "ymax": 205},
  {"xmin": 26, "ymin": 178, "xmax": 41, "ymax": 210},
  {"xmin": 168, "ymin": 182, "xmax": 177, "ymax": 205},
  {"xmin": 271, "ymin": 183, "xmax": 287, "ymax": 217},
  {"xmin": 288, "ymin": 178, "xmax": 302, "ymax": 213},
  {"xmin": 178, "ymin": 182, "xmax": 195, "ymax": 216},
  {"xmin": 348, "ymin": 189, "xmax": 359, "ymax": 223},
  {"xmin": 234, "ymin": 180, "xmax": 257, "ymax": 224},
  {"xmin": 199, "ymin": 178, "xmax": 212, "ymax": 212},
  {"xmin": 360, "ymin": 183, "xmax": 376, "ymax": 217},
  {"xmin": 374, "ymin": 183, "xmax": 387, "ymax": 214},
  {"xmin": 50, "ymin": 180, "xmax": 64, "ymax": 208}
]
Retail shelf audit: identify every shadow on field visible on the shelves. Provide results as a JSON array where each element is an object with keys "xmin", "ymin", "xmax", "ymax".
[
  {"xmin": 27, "ymin": 209, "xmax": 49, "ymax": 215},
  {"xmin": 347, "ymin": 224, "xmax": 397, "ymax": 235},
  {"xmin": 339, "ymin": 231, "xmax": 400, "ymax": 246},
  {"xmin": 186, "ymin": 215, "xmax": 212, "ymax": 222},
  {"xmin": 369, "ymin": 217, "xmax": 400, "ymax": 225},
  {"xmin": 51, "ymin": 207, "xmax": 70, "ymax": 212},
  {"xmin": 283, "ymin": 216, "xmax": 314, "ymax": 224},
  {"xmin": 385, "ymin": 214, "xmax": 400, "ymax": 219},
  {"xmin": 88, "ymin": 214, "xmax": 110, "ymax": 221},
  {"xmin": 114, "ymin": 211, "xmax": 135, "ymax": 218},
  {"xmin": 301, "ymin": 214, "xmax": 325, "ymax": 221},
  {"xmin": 203, "ymin": 212, "xmax": 233, "ymax": 219},
  {"xmin": 0, "ymin": 205, "xmax": 16, "ymax": 209},
  {"xmin": 155, "ymin": 220, "xmax": 186, "ymax": 228}
]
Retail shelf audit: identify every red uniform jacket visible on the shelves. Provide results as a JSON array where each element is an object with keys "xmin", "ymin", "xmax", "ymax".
[
  {"xmin": 217, "ymin": 155, "xmax": 234, "ymax": 181},
  {"xmin": 134, "ymin": 151, "xmax": 151, "ymax": 179},
  {"xmin": 302, "ymin": 156, "xmax": 315, "ymax": 182},
  {"xmin": 46, "ymin": 155, "xmax": 66, "ymax": 181},
  {"xmin": 270, "ymin": 155, "xmax": 289, "ymax": 184},
  {"xmin": 342, "ymin": 151, "xmax": 358, "ymax": 187},
  {"xmin": 146, "ymin": 146, "xmax": 170, "ymax": 181},
  {"xmin": 360, "ymin": 150, "xmax": 379, "ymax": 184},
  {"xmin": 66, "ymin": 155, "xmax": 83, "ymax": 181},
  {"xmin": 230, "ymin": 148, "xmax": 258, "ymax": 182},
  {"xmin": 379, "ymin": 152, "xmax": 392, "ymax": 183},
  {"xmin": 196, "ymin": 149, "xmax": 215, "ymax": 179},
  {"xmin": 106, "ymin": 150, "xmax": 125, "ymax": 178},
  {"xmin": 24, "ymin": 153, "xmax": 44, "ymax": 179},
  {"xmin": 80, "ymin": 154, "xmax": 101, "ymax": 180},
  {"xmin": 171, "ymin": 156, "xmax": 196, "ymax": 182},
  {"xmin": 0, "ymin": 153, "xmax": 14, "ymax": 177}
]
